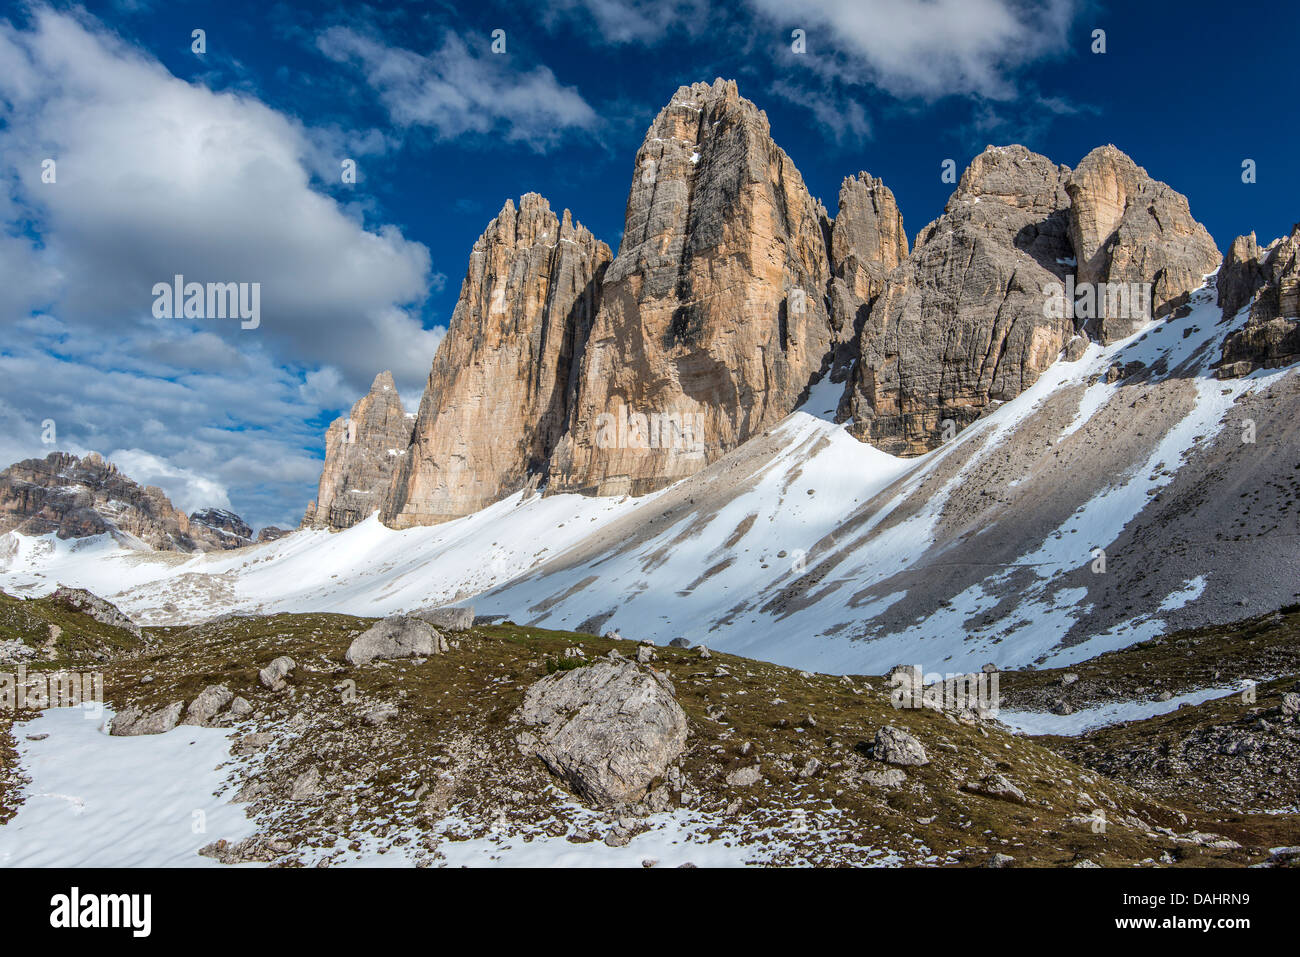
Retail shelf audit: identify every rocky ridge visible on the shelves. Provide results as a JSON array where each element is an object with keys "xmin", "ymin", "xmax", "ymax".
[{"xmin": 0, "ymin": 452, "xmax": 266, "ymax": 552}]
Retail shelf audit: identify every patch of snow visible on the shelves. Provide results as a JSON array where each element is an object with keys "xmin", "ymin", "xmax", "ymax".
[
  {"xmin": 0, "ymin": 707, "xmax": 256, "ymax": 867},
  {"xmin": 999, "ymin": 684, "xmax": 1242, "ymax": 737}
]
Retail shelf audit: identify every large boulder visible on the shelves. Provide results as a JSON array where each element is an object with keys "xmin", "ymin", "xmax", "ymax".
[
  {"xmin": 516, "ymin": 657, "xmax": 688, "ymax": 806},
  {"xmin": 258, "ymin": 655, "xmax": 296, "ymax": 691},
  {"xmin": 345, "ymin": 616, "xmax": 444, "ymax": 666}
]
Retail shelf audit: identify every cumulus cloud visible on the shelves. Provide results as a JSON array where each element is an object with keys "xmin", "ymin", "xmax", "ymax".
[
  {"xmin": 0, "ymin": 8, "xmax": 440, "ymax": 392},
  {"xmin": 316, "ymin": 27, "xmax": 600, "ymax": 152}
]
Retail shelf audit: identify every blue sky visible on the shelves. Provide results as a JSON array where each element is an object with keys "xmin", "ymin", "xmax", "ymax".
[{"xmin": 1, "ymin": 0, "xmax": 1296, "ymax": 530}]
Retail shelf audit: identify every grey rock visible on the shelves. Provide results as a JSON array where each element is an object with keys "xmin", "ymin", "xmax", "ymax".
[
  {"xmin": 364, "ymin": 704, "xmax": 399, "ymax": 726},
  {"xmin": 1066, "ymin": 144, "xmax": 1220, "ymax": 341},
  {"xmin": 50, "ymin": 586, "xmax": 142, "ymax": 638},
  {"xmin": 862, "ymin": 767, "xmax": 907, "ymax": 788},
  {"xmin": 966, "ymin": 773, "xmax": 1028, "ymax": 804},
  {"xmin": 290, "ymin": 765, "xmax": 321, "ymax": 801},
  {"xmin": 181, "ymin": 684, "xmax": 233, "ymax": 726},
  {"xmin": 726, "ymin": 765, "xmax": 762, "ymax": 787},
  {"xmin": 668, "ymin": 637, "xmax": 691, "ymax": 648},
  {"xmin": 846, "ymin": 145, "xmax": 1075, "ymax": 455},
  {"xmin": 228, "ymin": 696, "xmax": 253, "ymax": 718},
  {"xmin": 109, "ymin": 700, "xmax": 184, "ymax": 736},
  {"xmin": 345, "ymin": 616, "xmax": 441, "ymax": 666},
  {"xmin": 872, "ymin": 725, "xmax": 929, "ymax": 766},
  {"xmin": 302, "ymin": 371, "xmax": 415, "ymax": 531},
  {"xmin": 258, "ymin": 656, "xmax": 296, "ymax": 691},
  {"xmin": 516, "ymin": 658, "xmax": 688, "ymax": 807}
]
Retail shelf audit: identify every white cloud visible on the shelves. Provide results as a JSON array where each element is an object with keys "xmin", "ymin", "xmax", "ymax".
[
  {"xmin": 102, "ymin": 449, "xmax": 233, "ymax": 515},
  {"xmin": 0, "ymin": 321, "xmax": 332, "ymax": 530},
  {"xmin": 550, "ymin": 0, "xmax": 1078, "ymax": 101},
  {"xmin": 754, "ymin": 0, "xmax": 1077, "ymax": 100},
  {"xmin": 316, "ymin": 27, "xmax": 600, "ymax": 152},
  {"xmin": 540, "ymin": 0, "xmax": 711, "ymax": 44},
  {"xmin": 0, "ymin": 8, "xmax": 440, "ymax": 391}
]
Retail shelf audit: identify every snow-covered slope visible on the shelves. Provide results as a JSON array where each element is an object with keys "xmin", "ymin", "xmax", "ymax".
[{"xmin": 2, "ymin": 281, "xmax": 1297, "ymax": 675}]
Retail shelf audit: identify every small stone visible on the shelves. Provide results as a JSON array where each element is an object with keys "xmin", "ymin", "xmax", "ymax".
[
  {"xmin": 862, "ymin": 767, "xmax": 906, "ymax": 788},
  {"xmin": 258, "ymin": 656, "xmax": 296, "ymax": 691},
  {"xmin": 726, "ymin": 765, "xmax": 762, "ymax": 787}
]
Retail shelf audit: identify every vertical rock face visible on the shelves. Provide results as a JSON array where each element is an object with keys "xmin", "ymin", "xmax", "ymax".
[
  {"xmin": 1217, "ymin": 232, "xmax": 1266, "ymax": 320},
  {"xmin": 827, "ymin": 172, "xmax": 908, "ymax": 386},
  {"xmin": 1065, "ymin": 145, "xmax": 1220, "ymax": 341},
  {"xmin": 845, "ymin": 145, "xmax": 1076, "ymax": 456},
  {"xmin": 302, "ymin": 371, "xmax": 413, "ymax": 531},
  {"xmin": 831, "ymin": 172, "xmax": 910, "ymax": 300},
  {"xmin": 381, "ymin": 195, "xmax": 610, "ymax": 527},
  {"xmin": 1219, "ymin": 225, "xmax": 1300, "ymax": 376},
  {"xmin": 547, "ymin": 79, "xmax": 837, "ymax": 496}
]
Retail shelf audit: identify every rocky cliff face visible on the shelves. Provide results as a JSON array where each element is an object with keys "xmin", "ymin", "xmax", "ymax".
[
  {"xmin": 827, "ymin": 172, "xmax": 909, "ymax": 388},
  {"xmin": 843, "ymin": 143, "xmax": 1220, "ymax": 455},
  {"xmin": 0, "ymin": 452, "xmax": 233, "ymax": 551},
  {"xmin": 303, "ymin": 371, "xmax": 414, "ymax": 531},
  {"xmin": 381, "ymin": 195, "xmax": 610, "ymax": 527},
  {"xmin": 1065, "ymin": 145, "xmax": 1220, "ymax": 342},
  {"xmin": 845, "ymin": 145, "xmax": 1076, "ymax": 455},
  {"xmin": 547, "ymin": 79, "xmax": 838, "ymax": 496},
  {"xmin": 1218, "ymin": 225, "xmax": 1300, "ymax": 376}
]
